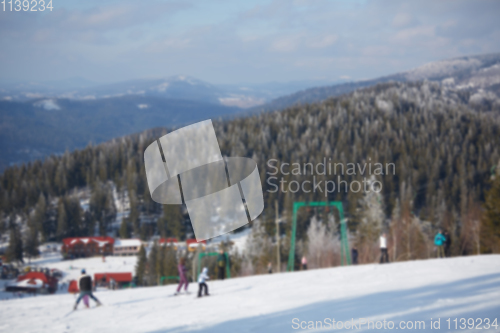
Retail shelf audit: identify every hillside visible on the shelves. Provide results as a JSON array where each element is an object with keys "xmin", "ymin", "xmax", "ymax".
[
  {"xmin": 2, "ymin": 81, "xmax": 500, "ymax": 258},
  {"xmin": 2, "ymin": 53, "xmax": 499, "ymax": 170},
  {"xmin": 256, "ymin": 52, "xmax": 500, "ymax": 112},
  {"xmin": 0, "ymin": 76, "xmax": 335, "ymax": 170},
  {"xmin": 1, "ymin": 255, "xmax": 499, "ymax": 332},
  {"xmin": 0, "ymin": 96, "xmax": 240, "ymax": 170}
]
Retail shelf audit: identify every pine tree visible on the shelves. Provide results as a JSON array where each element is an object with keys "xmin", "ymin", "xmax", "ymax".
[
  {"xmin": 0, "ymin": 214, "xmax": 5, "ymax": 239},
  {"xmin": 147, "ymin": 241, "xmax": 159, "ymax": 285},
  {"xmin": 65, "ymin": 196, "xmax": 83, "ymax": 237},
  {"xmin": 157, "ymin": 245, "xmax": 166, "ymax": 285},
  {"xmin": 33, "ymin": 194, "xmax": 47, "ymax": 242},
  {"xmin": 89, "ymin": 181, "xmax": 117, "ymax": 236},
  {"xmin": 119, "ymin": 217, "xmax": 130, "ymax": 239},
  {"xmin": 482, "ymin": 162, "xmax": 500, "ymax": 253},
  {"xmin": 163, "ymin": 205, "xmax": 184, "ymax": 240},
  {"xmin": 25, "ymin": 216, "xmax": 40, "ymax": 259},
  {"xmin": 25, "ymin": 228, "xmax": 40, "ymax": 260},
  {"xmin": 6, "ymin": 216, "xmax": 23, "ymax": 263},
  {"xmin": 56, "ymin": 198, "xmax": 67, "ymax": 240},
  {"xmin": 129, "ymin": 190, "xmax": 140, "ymax": 236},
  {"xmin": 135, "ymin": 245, "xmax": 147, "ymax": 286},
  {"xmin": 164, "ymin": 246, "xmax": 178, "ymax": 284}
]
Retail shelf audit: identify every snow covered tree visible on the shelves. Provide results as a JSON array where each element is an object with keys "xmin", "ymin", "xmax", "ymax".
[
  {"xmin": 244, "ymin": 220, "xmax": 273, "ymax": 274},
  {"xmin": 356, "ymin": 176, "xmax": 385, "ymax": 262},
  {"xmin": 306, "ymin": 214, "xmax": 339, "ymax": 268}
]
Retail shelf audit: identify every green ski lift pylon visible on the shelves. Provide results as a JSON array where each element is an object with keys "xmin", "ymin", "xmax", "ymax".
[
  {"xmin": 160, "ymin": 276, "xmax": 179, "ymax": 285},
  {"xmin": 286, "ymin": 201, "xmax": 351, "ymax": 272}
]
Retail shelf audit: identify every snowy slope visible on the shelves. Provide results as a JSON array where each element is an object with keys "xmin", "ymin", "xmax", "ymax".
[
  {"xmin": 1, "ymin": 255, "xmax": 499, "ymax": 332},
  {"xmin": 28, "ymin": 254, "xmax": 137, "ymax": 285}
]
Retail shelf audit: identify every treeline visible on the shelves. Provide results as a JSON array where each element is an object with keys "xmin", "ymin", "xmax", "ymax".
[
  {"xmin": 1, "ymin": 81, "xmax": 500, "ymax": 264},
  {"xmin": 135, "ymin": 244, "xmax": 178, "ymax": 286},
  {"xmin": 213, "ymin": 82, "xmax": 500, "ymax": 260}
]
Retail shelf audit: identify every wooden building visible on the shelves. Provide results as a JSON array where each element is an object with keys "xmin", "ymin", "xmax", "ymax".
[{"xmin": 62, "ymin": 237, "xmax": 115, "ymax": 258}]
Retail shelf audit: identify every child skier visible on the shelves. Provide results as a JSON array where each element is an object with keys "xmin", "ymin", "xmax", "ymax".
[
  {"xmin": 197, "ymin": 267, "xmax": 210, "ymax": 298},
  {"xmin": 175, "ymin": 257, "xmax": 189, "ymax": 295},
  {"xmin": 83, "ymin": 294, "xmax": 90, "ymax": 308}
]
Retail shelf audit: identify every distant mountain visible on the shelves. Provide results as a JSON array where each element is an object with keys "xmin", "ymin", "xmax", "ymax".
[
  {"xmin": 0, "ymin": 75, "xmax": 338, "ymax": 109},
  {"xmin": 0, "ymin": 75, "xmax": 340, "ymax": 170},
  {"xmin": 0, "ymin": 95, "xmax": 240, "ymax": 170},
  {"xmin": 2, "ymin": 53, "xmax": 499, "ymax": 170},
  {"xmin": 253, "ymin": 53, "xmax": 500, "ymax": 112}
]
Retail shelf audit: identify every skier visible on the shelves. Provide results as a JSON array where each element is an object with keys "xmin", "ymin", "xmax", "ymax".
[
  {"xmin": 301, "ymin": 256, "xmax": 307, "ymax": 270},
  {"xmin": 74, "ymin": 269, "xmax": 102, "ymax": 310},
  {"xmin": 379, "ymin": 233, "xmax": 389, "ymax": 263},
  {"xmin": 109, "ymin": 278, "xmax": 116, "ymax": 290},
  {"xmin": 197, "ymin": 267, "xmax": 210, "ymax": 298},
  {"xmin": 217, "ymin": 249, "xmax": 226, "ymax": 280},
  {"xmin": 83, "ymin": 294, "xmax": 90, "ymax": 308},
  {"xmin": 267, "ymin": 262, "xmax": 272, "ymax": 274},
  {"xmin": 351, "ymin": 246, "xmax": 359, "ymax": 265},
  {"xmin": 175, "ymin": 257, "xmax": 189, "ymax": 295},
  {"xmin": 435, "ymin": 230, "xmax": 446, "ymax": 258},
  {"xmin": 444, "ymin": 230, "xmax": 451, "ymax": 257}
]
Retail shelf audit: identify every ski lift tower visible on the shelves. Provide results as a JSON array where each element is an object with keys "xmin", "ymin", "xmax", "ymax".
[{"xmin": 286, "ymin": 201, "xmax": 351, "ymax": 271}]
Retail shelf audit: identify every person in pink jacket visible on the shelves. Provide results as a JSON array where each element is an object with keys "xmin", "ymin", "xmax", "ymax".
[
  {"xmin": 301, "ymin": 256, "xmax": 307, "ymax": 270},
  {"xmin": 175, "ymin": 257, "xmax": 189, "ymax": 295}
]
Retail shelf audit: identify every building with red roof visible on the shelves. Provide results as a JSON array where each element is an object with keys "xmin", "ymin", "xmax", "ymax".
[
  {"xmin": 62, "ymin": 236, "xmax": 115, "ymax": 258},
  {"xmin": 7, "ymin": 271, "xmax": 58, "ymax": 294},
  {"xmin": 186, "ymin": 238, "xmax": 206, "ymax": 252},
  {"xmin": 94, "ymin": 272, "xmax": 133, "ymax": 289},
  {"xmin": 159, "ymin": 238, "xmax": 179, "ymax": 249}
]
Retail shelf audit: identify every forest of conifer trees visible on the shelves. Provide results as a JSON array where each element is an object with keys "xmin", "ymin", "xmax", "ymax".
[{"xmin": 1, "ymin": 81, "xmax": 499, "ymax": 269}]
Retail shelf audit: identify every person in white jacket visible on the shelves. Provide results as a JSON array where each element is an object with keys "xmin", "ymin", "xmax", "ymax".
[
  {"xmin": 197, "ymin": 267, "xmax": 210, "ymax": 298},
  {"xmin": 379, "ymin": 233, "xmax": 389, "ymax": 264}
]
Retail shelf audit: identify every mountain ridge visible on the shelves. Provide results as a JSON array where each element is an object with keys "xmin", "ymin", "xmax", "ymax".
[{"xmin": 252, "ymin": 52, "xmax": 500, "ymax": 112}]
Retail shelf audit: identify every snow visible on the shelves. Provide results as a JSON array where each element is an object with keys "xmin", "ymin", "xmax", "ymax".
[
  {"xmin": 114, "ymin": 239, "xmax": 142, "ymax": 248},
  {"xmin": 1, "ymin": 255, "xmax": 500, "ymax": 332},
  {"xmin": 208, "ymin": 227, "xmax": 251, "ymax": 253},
  {"xmin": 405, "ymin": 58, "xmax": 483, "ymax": 81},
  {"xmin": 27, "ymin": 254, "xmax": 137, "ymax": 285},
  {"xmin": 33, "ymin": 99, "xmax": 61, "ymax": 110}
]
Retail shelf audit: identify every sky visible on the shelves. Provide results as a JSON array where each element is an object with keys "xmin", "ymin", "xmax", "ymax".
[{"xmin": 0, "ymin": 0, "xmax": 499, "ymax": 85}]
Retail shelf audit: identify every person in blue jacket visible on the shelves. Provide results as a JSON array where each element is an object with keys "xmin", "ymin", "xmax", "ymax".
[{"xmin": 434, "ymin": 230, "xmax": 446, "ymax": 258}]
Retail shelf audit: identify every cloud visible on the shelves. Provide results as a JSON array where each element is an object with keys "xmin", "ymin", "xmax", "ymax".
[
  {"xmin": 392, "ymin": 13, "xmax": 414, "ymax": 28},
  {"xmin": 392, "ymin": 25, "xmax": 436, "ymax": 43},
  {"xmin": 0, "ymin": 0, "xmax": 499, "ymax": 84},
  {"xmin": 271, "ymin": 35, "xmax": 303, "ymax": 52},
  {"xmin": 307, "ymin": 35, "xmax": 338, "ymax": 48}
]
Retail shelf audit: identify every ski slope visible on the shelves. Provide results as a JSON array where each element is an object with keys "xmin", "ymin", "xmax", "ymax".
[
  {"xmin": 1, "ymin": 255, "xmax": 500, "ymax": 332},
  {"xmin": 31, "ymin": 253, "xmax": 138, "ymax": 284}
]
